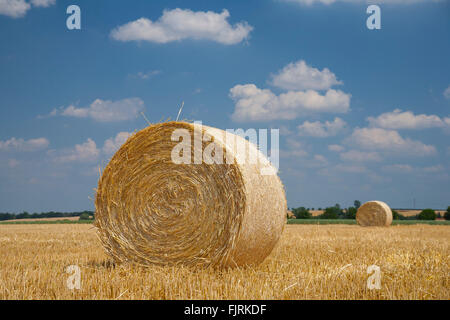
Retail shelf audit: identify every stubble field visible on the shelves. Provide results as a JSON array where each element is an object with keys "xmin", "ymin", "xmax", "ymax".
[{"xmin": 0, "ymin": 224, "xmax": 448, "ymax": 299}]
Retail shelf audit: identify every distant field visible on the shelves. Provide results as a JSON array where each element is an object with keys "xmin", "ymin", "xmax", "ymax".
[
  {"xmin": 288, "ymin": 219, "xmax": 450, "ymax": 225},
  {"xmin": 2, "ymin": 216, "xmax": 80, "ymax": 222},
  {"xmin": 0, "ymin": 224, "xmax": 448, "ymax": 299},
  {"xmin": 310, "ymin": 209, "xmax": 446, "ymax": 217},
  {"xmin": 0, "ymin": 219, "xmax": 92, "ymax": 225}
]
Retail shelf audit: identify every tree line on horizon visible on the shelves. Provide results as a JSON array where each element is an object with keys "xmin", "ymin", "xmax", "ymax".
[
  {"xmin": 0, "ymin": 211, "xmax": 95, "ymax": 221},
  {"xmin": 289, "ymin": 201, "xmax": 450, "ymax": 221}
]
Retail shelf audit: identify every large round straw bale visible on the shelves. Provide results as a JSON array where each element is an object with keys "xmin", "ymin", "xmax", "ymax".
[
  {"xmin": 356, "ymin": 201, "xmax": 392, "ymax": 227},
  {"xmin": 95, "ymin": 122, "xmax": 287, "ymax": 268}
]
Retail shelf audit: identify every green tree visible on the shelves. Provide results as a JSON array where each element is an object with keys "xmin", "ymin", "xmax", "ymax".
[
  {"xmin": 418, "ymin": 209, "xmax": 436, "ymax": 220},
  {"xmin": 392, "ymin": 210, "xmax": 400, "ymax": 220},
  {"xmin": 354, "ymin": 200, "xmax": 361, "ymax": 209},
  {"xmin": 444, "ymin": 206, "xmax": 450, "ymax": 221},
  {"xmin": 320, "ymin": 206, "xmax": 342, "ymax": 219},
  {"xmin": 346, "ymin": 207, "xmax": 357, "ymax": 219},
  {"xmin": 292, "ymin": 207, "xmax": 312, "ymax": 219},
  {"xmin": 79, "ymin": 213, "xmax": 91, "ymax": 221}
]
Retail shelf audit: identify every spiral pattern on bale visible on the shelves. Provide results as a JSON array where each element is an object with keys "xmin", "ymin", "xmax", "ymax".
[
  {"xmin": 356, "ymin": 201, "xmax": 393, "ymax": 227},
  {"xmin": 95, "ymin": 122, "xmax": 287, "ymax": 268}
]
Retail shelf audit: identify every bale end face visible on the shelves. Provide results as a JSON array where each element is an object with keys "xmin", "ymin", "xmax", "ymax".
[{"xmin": 94, "ymin": 122, "xmax": 287, "ymax": 268}]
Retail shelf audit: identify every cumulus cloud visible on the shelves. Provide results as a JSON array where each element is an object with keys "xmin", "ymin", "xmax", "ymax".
[
  {"xmin": 381, "ymin": 164, "xmax": 444, "ymax": 174},
  {"xmin": 0, "ymin": 137, "xmax": 49, "ymax": 152},
  {"xmin": 367, "ymin": 109, "xmax": 446, "ymax": 130},
  {"xmin": 48, "ymin": 132, "xmax": 133, "ymax": 164},
  {"xmin": 328, "ymin": 144, "xmax": 344, "ymax": 152},
  {"xmin": 230, "ymin": 84, "xmax": 350, "ymax": 122},
  {"xmin": 422, "ymin": 165, "xmax": 444, "ymax": 173},
  {"xmin": 0, "ymin": 0, "xmax": 55, "ymax": 18},
  {"xmin": 103, "ymin": 132, "xmax": 132, "ymax": 155},
  {"xmin": 340, "ymin": 150, "xmax": 382, "ymax": 162},
  {"xmin": 271, "ymin": 60, "xmax": 342, "ymax": 91},
  {"xmin": 334, "ymin": 164, "xmax": 367, "ymax": 173},
  {"xmin": 30, "ymin": 0, "xmax": 55, "ymax": 7},
  {"xmin": 281, "ymin": 138, "xmax": 308, "ymax": 158},
  {"xmin": 444, "ymin": 85, "xmax": 450, "ymax": 100},
  {"xmin": 111, "ymin": 8, "xmax": 253, "ymax": 45},
  {"xmin": 381, "ymin": 164, "xmax": 414, "ymax": 173},
  {"xmin": 297, "ymin": 117, "xmax": 346, "ymax": 137},
  {"xmin": 346, "ymin": 127, "xmax": 436, "ymax": 156},
  {"xmin": 51, "ymin": 98, "xmax": 145, "ymax": 122},
  {"xmin": 51, "ymin": 138, "xmax": 100, "ymax": 163},
  {"xmin": 0, "ymin": 0, "xmax": 30, "ymax": 18},
  {"xmin": 313, "ymin": 154, "xmax": 328, "ymax": 165},
  {"xmin": 230, "ymin": 60, "xmax": 350, "ymax": 122}
]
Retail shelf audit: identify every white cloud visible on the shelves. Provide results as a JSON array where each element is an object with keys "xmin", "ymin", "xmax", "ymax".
[
  {"xmin": 283, "ymin": 0, "xmax": 438, "ymax": 5},
  {"xmin": 328, "ymin": 144, "xmax": 344, "ymax": 152},
  {"xmin": 48, "ymin": 132, "xmax": 132, "ymax": 164},
  {"xmin": 381, "ymin": 164, "xmax": 414, "ymax": 173},
  {"xmin": 111, "ymin": 8, "xmax": 253, "ymax": 45},
  {"xmin": 367, "ymin": 109, "xmax": 446, "ymax": 130},
  {"xmin": 230, "ymin": 84, "xmax": 350, "ymax": 122},
  {"xmin": 0, "ymin": 0, "xmax": 30, "ymax": 18},
  {"xmin": 0, "ymin": 0, "xmax": 55, "ymax": 18},
  {"xmin": 279, "ymin": 125, "xmax": 293, "ymax": 136},
  {"xmin": 340, "ymin": 150, "xmax": 382, "ymax": 162},
  {"xmin": 103, "ymin": 132, "xmax": 132, "ymax": 155},
  {"xmin": 53, "ymin": 98, "xmax": 145, "ymax": 122},
  {"xmin": 51, "ymin": 138, "xmax": 100, "ymax": 163},
  {"xmin": 128, "ymin": 70, "xmax": 160, "ymax": 80},
  {"xmin": 313, "ymin": 154, "xmax": 328, "ymax": 165},
  {"xmin": 297, "ymin": 117, "xmax": 346, "ymax": 137},
  {"xmin": 335, "ymin": 164, "xmax": 367, "ymax": 173},
  {"xmin": 444, "ymin": 86, "xmax": 450, "ymax": 100},
  {"xmin": 281, "ymin": 138, "xmax": 308, "ymax": 158},
  {"xmin": 230, "ymin": 60, "xmax": 350, "ymax": 122},
  {"xmin": 422, "ymin": 165, "xmax": 444, "ymax": 173},
  {"xmin": 381, "ymin": 164, "xmax": 444, "ymax": 174},
  {"xmin": 346, "ymin": 127, "xmax": 436, "ymax": 156},
  {"xmin": 30, "ymin": 0, "xmax": 55, "ymax": 7},
  {"xmin": 0, "ymin": 137, "xmax": 49, "ymax": 152},
  {"xmin": 271, "ymin": 60, "xmax": 342, "ymax": 91}
]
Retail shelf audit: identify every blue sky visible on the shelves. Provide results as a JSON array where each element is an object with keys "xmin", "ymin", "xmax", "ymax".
[{"xmin": 0, "ymin": 0, "xmax": 449, "ymax": 212}]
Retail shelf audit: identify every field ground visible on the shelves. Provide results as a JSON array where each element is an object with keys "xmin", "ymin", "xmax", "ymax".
[
  {"xmin": 2, "ymin": 217, "xmax": 81, "ymax": 222},
  {"xmin": 287, "ymin": 219, "xmax": 450, "ymax": 225},
  {"xmin": 0, "ymin": 224, "xmax": 448, "ymax": 299},
  {"xmin": 0, "ymin": 219, "xmax": 92, "ymax": 225}
]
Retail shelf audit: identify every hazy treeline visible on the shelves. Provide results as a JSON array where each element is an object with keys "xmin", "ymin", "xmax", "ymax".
[
  {"xmin": 0, "ymin": 211, "xmax": 94, "ymax": 221},
  {"xmin": 289, "ymin": 203, "xmax": 450, "ymax": 221}
]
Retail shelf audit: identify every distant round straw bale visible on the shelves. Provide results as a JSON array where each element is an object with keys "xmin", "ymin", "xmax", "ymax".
[
  {"xmin": 356, "ymin": 201, "xmax": 392, "ymax": 227},
  {"xmin": 95, "ymin": 122, "xmax": 287, "ymax": 268}
]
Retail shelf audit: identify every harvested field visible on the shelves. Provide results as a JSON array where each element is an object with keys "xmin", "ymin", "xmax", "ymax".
[
  {"xmin": 0, "ymin": 224, "xmax": 448, "ymax": 300},
  {"xmin": 0, "ymin": 217, "xmax": 80, "ymax": 222}
]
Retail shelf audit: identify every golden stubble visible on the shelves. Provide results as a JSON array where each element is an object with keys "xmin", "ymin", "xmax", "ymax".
[{"xmin": 0, "ymin": 224, "xmax": 448, "ymax": 300}]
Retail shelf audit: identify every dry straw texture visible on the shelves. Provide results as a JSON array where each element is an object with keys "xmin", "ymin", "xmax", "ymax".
[
  {"xmin": 356, "ymin": 201, "xmax": 393, "ymax": 227},
  {"xmin": 95, "ymin": 122, "xmax": 287, "ymax": 268},
  {"xmin": 1, "ymin": 224, "xmax": 449, "ymax": 299}
]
